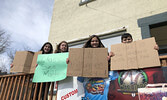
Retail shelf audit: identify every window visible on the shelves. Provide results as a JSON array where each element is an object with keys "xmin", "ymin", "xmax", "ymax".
[
  {"xmin": 79, "ymin": 0, "xmax": 96, "ymax": 6},
  {"xmin": 68, "ymin": 28, "xmax": 126, "ymax": 52},
  {"xmin": 138, "ymin": 12, "xmax": 167, "ymax": 55},
  {"xmin": 69, "ymin": 35, "xmax": 121, "ymax": 52},
  {"xmin": 101, "ymin": 36, "xmax": 121, "ymax": 52},
  {"xmin": 150, "ymin": 22, "xmax": 167, "ymax": 55}
]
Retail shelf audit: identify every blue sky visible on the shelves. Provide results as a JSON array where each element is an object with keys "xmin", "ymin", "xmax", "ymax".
[
  {"xmin": 0, "ymin": 0, "xmax": 54, "ymax": 51},
  {"xmin": 0, "ymin": 0, "xmax": 54, "ymax": 72}
]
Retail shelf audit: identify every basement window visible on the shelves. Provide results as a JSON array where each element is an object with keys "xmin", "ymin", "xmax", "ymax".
[
  {"xmin": 68, "ymin": 27, "xmax": 126, "ymax": 52},
  {"xmin": 79, "ymin": 0, "xmax": 96, "ymax": 6}
]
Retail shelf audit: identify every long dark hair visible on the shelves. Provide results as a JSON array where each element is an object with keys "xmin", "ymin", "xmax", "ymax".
[
  {"xmin": 54, "ymin": 41, "xmax": 69, "ymax": 53},
  {"xmin": 40, "ymin": 42, "xmax": 53, "ymax": 54},
  {"xmin": 83, "ymin": 35, "xmax": 105, "ymax": 48}
]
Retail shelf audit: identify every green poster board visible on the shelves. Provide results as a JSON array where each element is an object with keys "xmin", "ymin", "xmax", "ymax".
[{"xmin": 32, "ymin": 52, "xmax": 68, "ymax": 82}]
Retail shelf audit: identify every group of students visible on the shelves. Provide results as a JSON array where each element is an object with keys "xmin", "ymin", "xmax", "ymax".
[
  {"xmin": 11, "ymin": 33, "xmax": 159, "ymax": 100},
  {"xmin": 40, "ymin": 34, "xmax": 114, "ymax": 62},
  {"xmin": 10, "ymin": 41, "xmax": 69, "ymax": 100},
  {"xmin": 39, "ymin": 33, "xmax": 159, "ymax": 100},
  {"xmin": 40, "ymin": 34, "xmax": 114, "ymax": 100},
  {"xmin": 40, "ymin": 41, "xmax": 68, "ymax": 54}
]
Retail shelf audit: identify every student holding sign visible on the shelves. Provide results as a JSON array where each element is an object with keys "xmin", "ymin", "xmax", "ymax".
[
  {"xmin": 121, "ymin": 33, "xmax": 159, "ymax": 49},
  {"xmin": 10, "ymin": 42, "xmax": 53, "ymax": 68},
  {"xmin": 40, "ymin": 42, "xmax": 53, "ymax": 54},
  {"xmin": 35, "ymin": 42, "xmax": 53, "ymax": 100},
  {"xmin": 53, "ymin": 41, "xmax": 69, "ymax": 97},
  {"xmin": 108, "ymin": 33, "xmax": 159, "ymax": 60},
  {"xmin": 108, "ymin": 33, "xmax": 166, "ymax": 100},
  {"xmin": 32, "ymin": 41, "xmax": 69, "ymax": 99},
  {"xmin": 10, "ymin": 42, "xmax": 53, "ymax": 99},
  {"xmin": 77, "ymin": 35, "xmax": 118, "ymax": 100},
  {"xmin": 54, "ymin": 41, "xmax": 69, "ymax": 53}
]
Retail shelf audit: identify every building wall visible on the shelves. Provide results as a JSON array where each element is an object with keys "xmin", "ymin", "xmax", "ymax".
[
  {"xmin": 48, "ymin": 1, "xmax": 167, "ymax": 99},
  {"xmin": 48, "ymin": 0, "xmax": 167, "ymax": 47}
]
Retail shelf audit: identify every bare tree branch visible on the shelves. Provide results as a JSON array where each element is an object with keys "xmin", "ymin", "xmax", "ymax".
[{"xmin": 0, "ymin": 30, "xmax": 10, "ymax": 53}]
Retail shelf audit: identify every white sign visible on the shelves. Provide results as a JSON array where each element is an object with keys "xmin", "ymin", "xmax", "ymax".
[{"xmin": 57, "ymin": 77, "xmax": 84, "ymax": 100}]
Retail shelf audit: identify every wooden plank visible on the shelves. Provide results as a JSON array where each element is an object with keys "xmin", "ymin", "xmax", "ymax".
[
  {"xmin": 23, "ymin": 75, "xmax": 30, "ymax": 100},
  {"xmin": 0, "ymin": 77, "xmax": 7, "ymax": 100},
  {"xmin": 38, "ymin": 83, "xmax": 43, "ymax": 100},
  {"xmin": 0, "ymin": 73, "xmax": 33, "ymax": 78},
  {"xmin": 49, "ymin": 82, "xmax": 54, "ymax": 100},
  {"xmin": 10, "ymin": 76, "xmax": 18, "ymax": 100},
  {"xmin": 19, "ymin": 75, "xmax": 26, "ymax": 100},
  {"xmin": 161, "ymin": 59, "xmax": 167, "ymax": 67},
  {"xmin": 3, "ymin": 77, "xmax": 10, "ymax": 99},
  {"xmin": 27, "ymin": 82, "xmax": 33, "ymax": 100},
  {"xmin": 33, "ymin": 83, "xmax": 38, "ymax": 100},
  {"xmin": 159, "ymin": 55, "xmax": 167, "ymax": 59},
  {"xmin": 0, "ymin": 78, "xmax": 4, "ymax": 92},
  {"xmin": 14, "ymin": 76, "xmax": 22, "ymax": 100},
  {"xmin": 6, "ymin": 77, "xmax": 13, "ymax": 100},
  {"xmin": 44, "ymin": 82, "xmax": 49, "ymax": 100}
]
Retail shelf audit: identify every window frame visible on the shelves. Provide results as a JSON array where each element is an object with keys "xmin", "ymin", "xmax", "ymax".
[
  {"xmin": 138, "ymin": 12, "xmax": 167, "ymax": 55},
  {"xmin": 138, "ymin": 12, "xmax": 167, "ymax": 39},
  {"xmin": 67, "ymin": 27, "xmax": 126, "ymax": 48},
  {"xmin": 79, "ymin": 0, "xmax": 96, "ymax": 6}
]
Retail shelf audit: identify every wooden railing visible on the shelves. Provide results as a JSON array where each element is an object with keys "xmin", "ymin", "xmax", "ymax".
[
  {"xmin": 0, "ymin": 55, "xmax": 167, "ymax": 100},
  {"xmin": 0, "ymin": 73, "xmax": 55, "ymax": 100},
  {"xmin": 160, "ymin": 55, "xmax": 167, "ymax": 67}
]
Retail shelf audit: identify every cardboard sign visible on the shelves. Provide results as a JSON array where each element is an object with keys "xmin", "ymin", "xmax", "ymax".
[
  {"xmin": 30, "ymin": 51, "xmax": 42, "ymax": 73},
  {"xmin": 32, "ymin": 53, "xmax": 68, "ymax": 82},
  {"xmin": 10, "ymin": 51, "xmax": 42, "ymax": 73},
  {"xmin": 67, "ymin": 48, "xmax": 108, "ymax": 78},
  {"xmin": 67, "ymin": 48, "xmax": 84, "ymax": 76},
  {"xmin": 110, "ymin": 37, "xmax": 160, "ymax": 70},
  {"xmin": 57, "ymin": 76, "xmax": 84, "ymax": 100}
]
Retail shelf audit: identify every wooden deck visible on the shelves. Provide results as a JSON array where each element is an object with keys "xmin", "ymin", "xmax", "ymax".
[
  {"xmin": 0, "ymin": 73, "xmax": 55, "ymax": 100},
  {"xmin": 0, "ymin": 55, "xmax": 167, "ymax": 100}
]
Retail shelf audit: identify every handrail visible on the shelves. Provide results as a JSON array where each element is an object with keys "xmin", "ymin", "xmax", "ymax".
[
  {"xmin": 0, "ymin": 55, "xmax": 167, "ymax": 100},
  {"xmin": 159, "ymin": 55, "xmax": 167, "ymax": 59},
  {"xmin": 0, "ymin": 73, "xmax": 33, "ymax": 78},
  {"xmin": 0, "ymin": 73, "xmax": 55, "ymax": 100},
  {"xmin": 160, "ymin": 55, "xmax": 167, "ymax": 66}
]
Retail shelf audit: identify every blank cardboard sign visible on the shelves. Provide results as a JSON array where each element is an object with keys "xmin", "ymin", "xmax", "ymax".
[
  {"xmin": 67, "ymin": 48, "xmax": 108, "ymax": 78},
  {"xmin": 30, "ymin": 51, "xmax": 42, "ymax": 73},
  {"xmin": 136, "ymin": 38, "xmax": 160, "ymax": 68},
  {"xmin": 67, "ymin": 48, "xmax": 84, "ymax": 76},
  {"xmin": 111, "ymin": 37, "xmax": 160, "ymax": 70},
  {"xmin": 10, "ymin": 51, "xmax": 42, "ymax": 73},
  {"xmin": 11, "ymin": 51, "xmax": 34, "ymax": 73}
]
